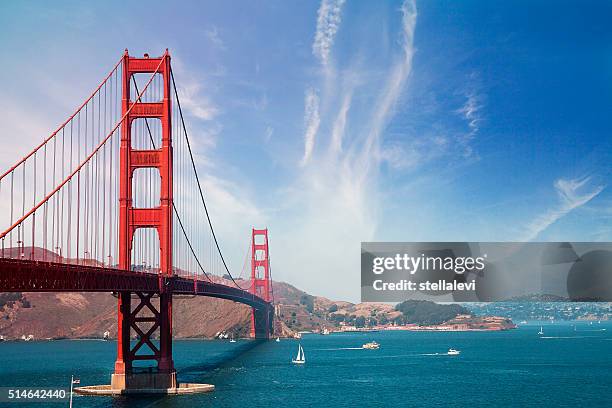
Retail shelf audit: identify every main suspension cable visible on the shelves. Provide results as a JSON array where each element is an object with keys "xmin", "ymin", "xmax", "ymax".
[
  {"xmin": 169, "ymin": 67, "xmax": 243, "ymax": 289},
  {"xmin": 131, "ymin": 77, "xmax": 212, "ymax": 283}
]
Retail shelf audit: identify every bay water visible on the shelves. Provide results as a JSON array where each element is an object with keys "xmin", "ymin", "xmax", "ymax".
[{"xmin": 0, "ymin": 321, "xmax": 610, "ymax": 407}]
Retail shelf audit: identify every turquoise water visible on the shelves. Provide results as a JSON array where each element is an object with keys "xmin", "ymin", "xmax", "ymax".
[{"xmin": 0, "ymin": 322, "xmax": 610, "ymax": 407}]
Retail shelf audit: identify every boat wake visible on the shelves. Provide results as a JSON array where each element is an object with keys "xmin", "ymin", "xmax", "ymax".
[
  {"xmin": 539, "ymin": 336, "xmax": 597, "ymax": 339},
  {"xmin": 418, "ymin": 352, "xmax": 461, "ymax": 356}
]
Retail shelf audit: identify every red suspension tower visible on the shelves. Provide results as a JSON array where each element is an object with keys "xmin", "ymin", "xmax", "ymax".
[
  {"xmin": 250, "ymin": 228, "xmax": 273, "ymax": 338},
  {"xmin": 112, "ymin": 50, "xmax": 176, "ymax": 391}
]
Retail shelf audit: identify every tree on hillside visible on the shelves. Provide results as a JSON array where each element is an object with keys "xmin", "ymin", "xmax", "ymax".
[
  {"xmin": 395, "ymin": 300, "xmax": 470, "ymax": 325},
  {"xmin": 330, "ymin": 313, "xmax": 345, "ymax": 323},
  {"xmin": 300, "ymin": 294, "xmax": 315, "ymax": 313}
]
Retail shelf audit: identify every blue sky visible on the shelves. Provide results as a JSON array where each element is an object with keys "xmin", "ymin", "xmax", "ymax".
[{"xmin": 1, "ymin": 0, "xmax": 611, "ymax": 301}]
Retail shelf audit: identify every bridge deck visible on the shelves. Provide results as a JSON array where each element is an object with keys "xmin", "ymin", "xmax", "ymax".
[{"xmin": 0, "ymin": 258, "xmax": 270, "ymax": 310}]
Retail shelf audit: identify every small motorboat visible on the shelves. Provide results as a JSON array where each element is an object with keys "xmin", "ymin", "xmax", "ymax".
[
  {"xmin": 447, "ymin": 348, "xmax": 461, "ymax": 356},
  {"xmin": 229, "ymin": 335, "xmax": 236, "ymax": 343},
  {"xmin": 275, "ymin": 337, "xmax": 280, "ymax": 342},
  {"xmin": 292, "ymin": 343, "xmax": 305, "ymax": 364},
  {"xmin": 362, "ymin": 341, "xmax": 380, "ymax": 350}
]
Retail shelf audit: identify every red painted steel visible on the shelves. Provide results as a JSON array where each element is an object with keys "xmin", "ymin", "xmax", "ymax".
[
  {"xmin": 250, "ymin": 228, "xmax": 272, "ymax": 338},
  {"xmin": 116, "ymin": 50, "xmax": 174, "ymax": 376},
  {"xmin": 0, "ymin": 50, "xmax": 276, "ymax": 388},
  {"xmin": 0, "ymin": 258, "xmax": 272, "ymax": 309}
]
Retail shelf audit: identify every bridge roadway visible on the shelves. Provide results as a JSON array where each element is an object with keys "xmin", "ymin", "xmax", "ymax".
[{"xmin": 0, "ymin": 258, "xmax": 269, "ymax": 310}]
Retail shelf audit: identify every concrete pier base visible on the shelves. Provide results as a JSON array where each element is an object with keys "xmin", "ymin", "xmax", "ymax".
[
  {"xmin": 74, "ymin": 383, "xmax": 214, "ymax": 396},
  {"xmin": 74, "ymin": 371, "xmax": 214, "ymax": 396}
]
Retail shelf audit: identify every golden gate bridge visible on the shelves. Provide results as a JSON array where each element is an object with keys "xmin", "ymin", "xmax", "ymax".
[{"xmin": 0, "ymin": 50, "xmax": 274, "ymax": 394}]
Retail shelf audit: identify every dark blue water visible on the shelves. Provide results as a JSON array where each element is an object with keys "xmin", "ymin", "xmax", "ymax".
[{"xmin": 0, "ymin": 322, "xmax": 610, "ymax": 407}]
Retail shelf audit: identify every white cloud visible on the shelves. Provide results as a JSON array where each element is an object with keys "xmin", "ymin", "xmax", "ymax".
[
  {"xmin": 264, "ymin": 126, "xmax": 274, "ymax": 143},
  {"xmin": 521, "ymin": 176, "xmax": 605, "ymax": 241},
  {"xmin": 302, "ymin": 0, "xmax": 348, "ymax": 164},
  {"xmin": 458, "ymin": 93, "xmax": 481, "ymax": 134},
  {"xmin": 330, "ymin": 91, "xmax": 352, "ymax": 154},
  {"xmin": 312, "ymin": 0, "xmax": 346, "ymax": 66},
  {"xmin": 205, "ymin": 26, "xmax": 226, "ymax": 50},
  {"xmin": 169, "ymin": 58, "xmax": 265, "ymax": 275},
  {"xmin": 361, "ymin": 0, "xmax": 417, "ymax": 167},
  {"xmin": 171, "ymin": 58, "xmax": 221, "ymax": 121},
  {"xmin": 176, "ymin": 80, "xmax": 220, "ymax": 121},
  {"xmin": 275, "ymin": 0, "xmax": 418, "ymax": 301},
  {"xmin": 456, "ymin": 89, "xmax": 483, "ymax": 158},
  {"xmin": 378, "ymin": 142, "xmax": 419, "ymax": 171},
  {"xmin": 201, "ymin": 174, "xmax": 266, "ymax": 245},
  {"xmin": 300, "ymin": 88, "xmax": 321, "ymax": 165}
]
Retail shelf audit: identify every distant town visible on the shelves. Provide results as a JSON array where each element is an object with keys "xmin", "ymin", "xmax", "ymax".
[
  {"xmin": 469, "ymin": 301, "xmax": 612, "ymax": 322},
  {"xmin": 317, "ymin": 314, "xmax": 516, "ymax": 334}
]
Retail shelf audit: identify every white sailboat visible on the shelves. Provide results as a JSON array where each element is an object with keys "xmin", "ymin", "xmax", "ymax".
[
  {"xmin": 292, "ymin": 343, "xmax": 305, "ymax": 364},
  {"xmin": 538, "ymin": 326, "xmax": 544, "ymax": 335}
]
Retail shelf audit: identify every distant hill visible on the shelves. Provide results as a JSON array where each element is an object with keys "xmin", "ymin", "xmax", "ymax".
[
  {"xmin": 395, "ymin": 300, "xmax": 471, "ymax": 325},
  {"xmin": 0, "ymin": 246, "xmax": 324, "ymax": 339},
  {"xmin": 0, "ymin": 285, "xmax": 478, "ymax": 339},
  {"xmin": 0, "ymin": 247, "xmax": 507, "ymax": 339},
  {"xmin": 0, "ymin": 280, "xmax": 317, "ymax": 340}
]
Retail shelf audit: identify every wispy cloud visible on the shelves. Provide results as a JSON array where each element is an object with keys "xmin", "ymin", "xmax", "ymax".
[
  {"xmin": 300, "ymin": 88, "xmax": 321, "ymax": 165},
  {"xmin": 170, "ymin": 57, "xmax": 264, "ymax": 271},
  {"xmin": 205, "ymin": 26, "xmax": 226, "ymax": 50},
  {"xmin": 302, "ymin": 0, "xmax": 347, "ymax": 164},
  {"xmin": 378, "ymin": 139, "xmax": 425, "ymax": 171},
  {"xmin": 458, "ymin": 93, "xmax": 481, "ymax": 133},
  {"xmin": 172, "ymin": 58, "xmax": 221, "ymax": 121},
  {"xmin": 362, "ymin": 0, "xmax": 417, "ymax": 166},
  {"xmin": 277, "ymin": 0, "xmax": 418, "ymax": 300},
  {"xmin": 456, "ymin": 88, "xmax": 483, "ymax": 157},
  {"xmin": 177, "ymin": 80, "xmax": 220, "ymax": 121},
  {"xmin": 201, "ymin": 174, "xmax": 266, "ymax": 249},
  {"xmin": 312, "ymin": 0, "xmax": 346, "ymax": 67},
  {"xmin": 264, "ymin": 126, "xmax": 274, "ymax": 143},
  {"xmin": 170, "ymin": 59, "xmax": 223, "ymax": 162},
  {"xmin": 521, "ymin": 176, "xmax": 605, "ymax": 241},
  {"xmin": 329, "ymin": 90, "xmax": 352, "ymax": 154}
]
